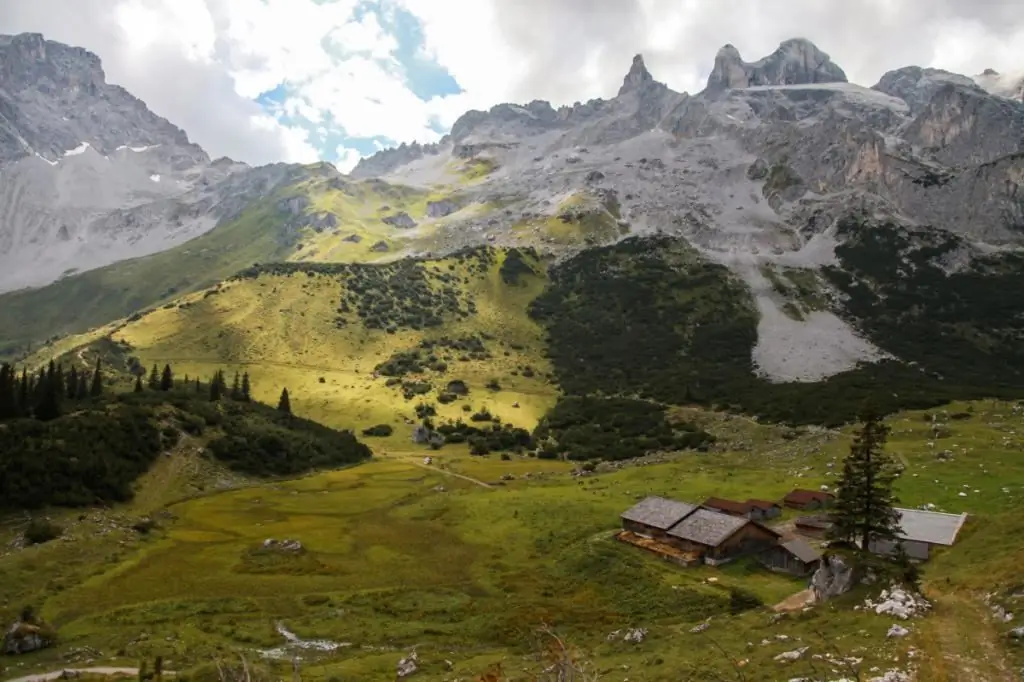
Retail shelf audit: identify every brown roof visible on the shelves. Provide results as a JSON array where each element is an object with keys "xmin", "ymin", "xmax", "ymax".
[
  {"xmin": 781, "ymin": 538, "xmax": 822, "ymax": 564},
  {"xmin": 702, "ymin": 497, "xmax": 753, "ymax": 516},
  {"xmin": 746, "ymin": 499, "xmax": 781, "ymax": 510},
  {"xmin": 785, "ymin": 489, "xmax": 836, "ymax": 504},
  {"xmin": 795, "ymin": 515, "xmax": 833, "ymax": 529}
]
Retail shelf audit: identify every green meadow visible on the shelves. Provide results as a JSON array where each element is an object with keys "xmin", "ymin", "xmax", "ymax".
[{"xmin": 3, "ymin": 401, "xmax": 1023, "ymax": 681}]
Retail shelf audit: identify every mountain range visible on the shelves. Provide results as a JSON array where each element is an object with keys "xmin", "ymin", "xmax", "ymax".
[{"xmin": 1, "ymin": 32, "xmax": 1023, "ymax": 428}]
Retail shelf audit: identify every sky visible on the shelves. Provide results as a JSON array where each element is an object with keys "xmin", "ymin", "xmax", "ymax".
[{"xmin": 1, "ymin": 0, "xmax": 1022, "ymax": 172}]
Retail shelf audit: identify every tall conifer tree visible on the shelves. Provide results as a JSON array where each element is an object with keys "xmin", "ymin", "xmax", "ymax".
[
  {"xmin": 230, "ymin": 372, "xmax": 242, "ymax": 400},
  {"xmin": 148, "ymin": 364, "xmax": 160, "ymax": 390},
  {"xmin": 67, "ymin": 366, "xmax": 79, "ymax": 400},
  {"xmin": 277, "ymin": 388, "xmax": 292, "ymax": 415},
  {"xmin": 134, "ymin": 375, "xmax": 144, "ymax": 393},
  {"xmin": 90, "ymin": 358, "xmax": 103, "ymax": 397},
  {"xmin": 241, "ymin": 373, "xmax": 252, "ymax": 402},
  {"xmin": 160, "ymin": 364, "xmax": 174, "ymax": 391},
  {"xmin": 828, "ymin": 402, "xmax": 902, "ymax": 550}
]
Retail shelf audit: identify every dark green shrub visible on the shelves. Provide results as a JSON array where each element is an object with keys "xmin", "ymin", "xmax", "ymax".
[
  {"xmin": 362, "ymin": 424, "xmax": 394, "ymax": 437},
  {"xmin": 24, "ymin": 519, "xmax": 62, "ymax": 545}
]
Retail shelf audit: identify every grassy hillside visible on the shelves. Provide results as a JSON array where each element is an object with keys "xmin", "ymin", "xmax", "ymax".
[
  {"xmin": 0, "ymin": 174, "xmax": 473, "ymax": 361},
  {"xmin": 89, "ymin": 247, "xmax": 559, "ymax": 440},
  {"xmin": 3, "ymin": 400, "xmax": 1022, "ymax": 681}
]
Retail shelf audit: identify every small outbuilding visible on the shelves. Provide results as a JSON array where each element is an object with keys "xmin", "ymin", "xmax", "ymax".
[
  {"xmin": 701, "ymin": 497, "xmax": 755, "ymax": 519},
  {"xmin": 666, "ymin": 508, "xmax": 781, "ymax": 566},
  {"xmin": 868, "ymin": 508, "xmax": 968, "ymax": 562},
  {"xmin": 784, "ymin": 489, "xmax": 836, "ymax": 511},
  {"xmin": 620, "ymin": 496, "xmax": 698, "ymax": 542},
  {"xmin": 794, "ymin": 515, "xmax": 834, "ymax": 539},
  {"xmin": 760, "ymin": 538, "xmax": 822, "ymax": 577},
  {"xmin": 746, "ymin": 499, "xmax": 783, "ymax": 520}
]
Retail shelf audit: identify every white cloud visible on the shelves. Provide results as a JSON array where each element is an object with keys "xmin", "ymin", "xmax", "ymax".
[{"xmin": 334, "ymin": 146, "xmax": 365, "ymax": 173}]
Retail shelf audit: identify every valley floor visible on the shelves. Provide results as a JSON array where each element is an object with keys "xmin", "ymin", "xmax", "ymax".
[{"xmin": 2, "ymin": 402, "xmax": 1024, "ymax": 681}]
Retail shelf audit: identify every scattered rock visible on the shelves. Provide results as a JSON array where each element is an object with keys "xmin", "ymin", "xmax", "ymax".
[
  {"xmin": 863, "ymin": 587, "xmax": 931, "ymax": 620},
  {"xmin": 370, "ymin": 240, "xmax": 390, "ymax": 252},
  {"xmin": 774, "ymin": 647, "xmax": 809, "ymax": 663},
  {"xmin": 262, "ymin": 538, "xmax": 303, "ymax": 553},
  {"xmin": 426, "ymin": 200, "xmax": 458, "ymax": 218},
  {"xmin": 887, "ymin": 624, "xmax": 910, "ymax": 638},
  {"xmin": 1009, "ymin": 626, "xmax": 1024, "ymax": 639},
  {"xmin": 690, "ymin": 622, "xmax": 709, "ymax": 634},
  {"xmin": 622, "ymin": 627, "xmax": 647, "ymax": 643},
  {"xmin": 397, "ymin": 650, "xmax": 418, "ymax": 678},
  {"xmin": 342, "ymin": 233, "xmax": 362, "ymax": 243},
  {"xmin": 382, "ymin": 212, "xmax": 417, "ymax": 229}
]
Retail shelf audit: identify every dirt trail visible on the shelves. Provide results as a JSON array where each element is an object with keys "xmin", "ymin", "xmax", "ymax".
[
  {"xmin": 773, "ymin": 588, "xmax": 816, "ymax": 612},
  {"xmin": 404, "ymin": 459, "xmax": 494, "ymax": 488},
  {"xmin": 5, "ymin": 667, "xmax": 175, "ymax": 682},
  {"xmin": 916, "ymin": 592, "xmax": 1016, "ymax": 682}
]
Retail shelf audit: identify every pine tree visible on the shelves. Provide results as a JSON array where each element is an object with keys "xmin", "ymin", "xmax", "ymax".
[
  {"xmin": 90, "ymin": 358, "xmax": 103, "ymax": 397},
  {"xmin": 18, "ymin": 368, "xmax": 29, "ymax": 417},
  {"xmin": 209, "ymin": 371, "xmax": 224, "ymax": 401},
  {"xmin": 54, "ymin": 363, "xmax": 65, "ymax": 402},
  {"xmin": 160, "ymin": 364, "xmax": 174, "ymax": 392},
  {"xmin": 76, "ymin": 373, "xmax": 88, "ymax": 400},
  {"xmin": 230, "ymin": 372, "xmax": 241, "ymax": 400},
  {"xmin": 277, "ymin": 388, "xmax": 292, "ymax": 415},
  {"xmin": 241, "ymin": 373, "xmax": 252, "ymax": 402},
  {"xmin": 67, "ymin": 366, "xmax": 79, "ymax": 400},
  {"xmin": 134, "ymin": 375, "xmax": 144, "ymax": 393},
  {"xmin": 148, "ymin": 364, "xmax": 160, "ymax": 390},
  {"xmin": 0, "ymin": 364, "xmax": 13, "ymax": 419},
  {"xmin": 195, "ymin": 377, "xmax": 201, "ymax": 394},
  {"xmin": 828, "ymin": 402, "xmax": 902, "ymax": 551},
  {"xmin": 35, "ymin": 360, "xmax": 62, "ymax": 422}
]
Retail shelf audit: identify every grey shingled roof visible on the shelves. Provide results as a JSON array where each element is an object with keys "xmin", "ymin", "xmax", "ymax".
[
  {"xmin": 894, "ymin": 508, "xmax": 968, "ymax": 546},
  {"xmin": 621, "ymin": 496, "xmax": 698, "ymax": 530},
  {"xmin": 666, "ymin": 508, "xmax": 749, "ymax": 547},
  {"xmin": 782, "ymin": 538, "xmax": 822, "ymax": 564}
]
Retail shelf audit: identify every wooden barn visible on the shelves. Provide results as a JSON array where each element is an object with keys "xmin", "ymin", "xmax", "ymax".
[
  {"xmin": 701, "ymin": 497, "xmax": 755, "ymax": 519},
  {"xmin": 784, "ymin": 489, "xmax": 836, "ymax": 511},
  {"xmin": 746, "ymin": 499, "xmax": 782, "ymax": 520},
  {"xmin": 665, "ymin": 508, "xmax": 781, "ymax": 566},
  {"xmin": 620, "ymin": 496, "xmax": 698, "ymax": 541},
  {"xmin": 794, "ymin": 515, "xmax": 833, "ymax": 539},
  {"xmin": 760, "ymin": 538, "xmax": 822, "ymax": 576}
]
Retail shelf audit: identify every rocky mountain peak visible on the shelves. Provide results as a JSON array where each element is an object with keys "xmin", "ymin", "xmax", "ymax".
[
  {"xmin": 618, "ymin": 54, "xmax": 655, "ymax": 96},
  {"xmin": 0, "ymin": 32, "xmax": 204, "ymax": 165},
  {"xmin": 705, "ymin": 37, "xmax": 847, "ymax": 92}
]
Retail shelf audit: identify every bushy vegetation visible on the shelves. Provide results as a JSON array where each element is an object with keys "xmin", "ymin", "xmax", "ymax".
[
  {"xmin": 431, "ymin": 419, "xmax": 533, "ymax": 455},
  {"xmin": 374, "ymin": 335, "xmax": 491, "ymax": 377},
  {"xmin": 529, "ymin": 233, "xmax": 1024, "ymax": 426},
  {"xmin": 0, "ymin": 359, "xmax": 370, "ymax": 509},
  {"xmin": 499, "ymin": 247, "xmax": 539, "ymax": 285},
  {"xmin": 533, "ymin": 396, "xmax": 714, "ymax": 461}
]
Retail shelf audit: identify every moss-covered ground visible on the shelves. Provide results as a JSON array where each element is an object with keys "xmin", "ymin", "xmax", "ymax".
[{"xmin": 2, "ymin": 400, "xmax": 1023, "ymax": 681}]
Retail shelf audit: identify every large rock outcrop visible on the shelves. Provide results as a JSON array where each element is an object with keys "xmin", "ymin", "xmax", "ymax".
[
  {"xmin": 811, "ymin": 553, "xmax": 859, "ymax": 601},
  {"xmin": 2, "ymin": 619, "xmax": 55, "ymax": 654},
  {"xmin": 705, "ymin": 38, "xmax": 848, "ymax": 92}
]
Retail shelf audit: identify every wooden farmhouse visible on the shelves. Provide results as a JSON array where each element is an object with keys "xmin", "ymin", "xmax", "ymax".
[
  {"xmin": 760, "ymin": 538, "xmax": 822, "ymax": 576},
  {"xmin": 868, "ymin": 508, "xmax": 969, "ymax": 561},
  {"xmin": 620, "ymin": 496, "xmax": 781, "ymax": 566},
  {"xmin": 784, "ymin": 489, "xmax": 836, "ymax": 511},
  {"xmin": 701, "ymin": 497, "xmax": 756, "ymax": 519}
]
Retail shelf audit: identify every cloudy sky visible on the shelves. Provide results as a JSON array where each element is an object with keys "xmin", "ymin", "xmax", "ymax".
[{"xmin": 2, "ymin": 0, "xmax": 1022, "ymax": 171}]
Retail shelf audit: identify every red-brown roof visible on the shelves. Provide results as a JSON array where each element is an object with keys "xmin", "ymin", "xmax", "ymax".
[
  {"xmin": 746, "ymin": 499, "xmax": 781, "ymax": 510},
  {"xmin": 701, "ymin": 497, "xmax": 753, "ymax": 516},
  {"xmin": 785, "ymin": 489, "xmax": 835, "ymax": 504}
]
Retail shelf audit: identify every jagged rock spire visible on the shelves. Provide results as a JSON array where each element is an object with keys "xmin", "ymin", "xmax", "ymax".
[{"xmin": 619, "ymin": 54, "xmax": 655, "ymax": 96}]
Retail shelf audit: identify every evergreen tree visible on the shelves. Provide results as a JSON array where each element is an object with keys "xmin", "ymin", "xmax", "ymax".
[
  {"xmin": 67, "ymin": 366, "xmax": 79, "ymax": 400},
  {"xmin": 0, "ymin": 364, "xmax": 14, "ymax": 419},
  {"xmin": 35, "ymin": 360, "xmax": 62, "ymax": 422},
  {"xmin": 54, "ymin": 363, "xmax": 65, "ymax": 402},
  {"xmin": 195, "ymin": 377, "xmax": 201, "ymax": 394},
  {"xmin": 828, "ymin": 403, "xmax": 902, "ymax": 550},
  {"xmin": 134, "ymin": 375, "xmax": 144, "ymax": 393},
  {"xmin": 148, "ymin": 364, "xmax": 160, "ymax": 390},
  {"xmin": 76, "ymin": 373, "xmax": 88, "ymax": 400},
  {"xmin": 18, "ymin": 368, "xmax": 29, "ymax": 417},
  {"xmin": 209, "ymin": 370, "xmax": 224, "ymax": 401},
  {"xmin": 160, "ymin": 364, "xmax": 174, "ymax": 392},
  {"xmin": 90, "ymin": 359, "xmax": 103, "ymax": 397},
  {"xmin": 230, "ymin": 372, "xmax": 242, "ymax": 400},
  {"xmin": 277, "ymin": 388, "xmax": 292, "ymax": 415},
  {"xmin": 241, "ymin": 373, "xmax": 252, "ymax": 402}
]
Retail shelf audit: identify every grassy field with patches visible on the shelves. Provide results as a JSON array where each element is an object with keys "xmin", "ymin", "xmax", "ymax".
[
  {"xmin": 104, "ymin": 248, "xmax": 557, "ymax": 440},
  {"xmin": 3, "ymin": 401, "xmax": 1023, "ymax": 681}
]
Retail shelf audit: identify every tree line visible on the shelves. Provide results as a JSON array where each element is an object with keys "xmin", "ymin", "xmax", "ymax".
[
  {"xmin": 0, "ymin": 359, "xmax": 103, "ymax": 421},
  {"xmin": 1, "ymin": 358, "xmax": 295, "ymax": 423}
]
